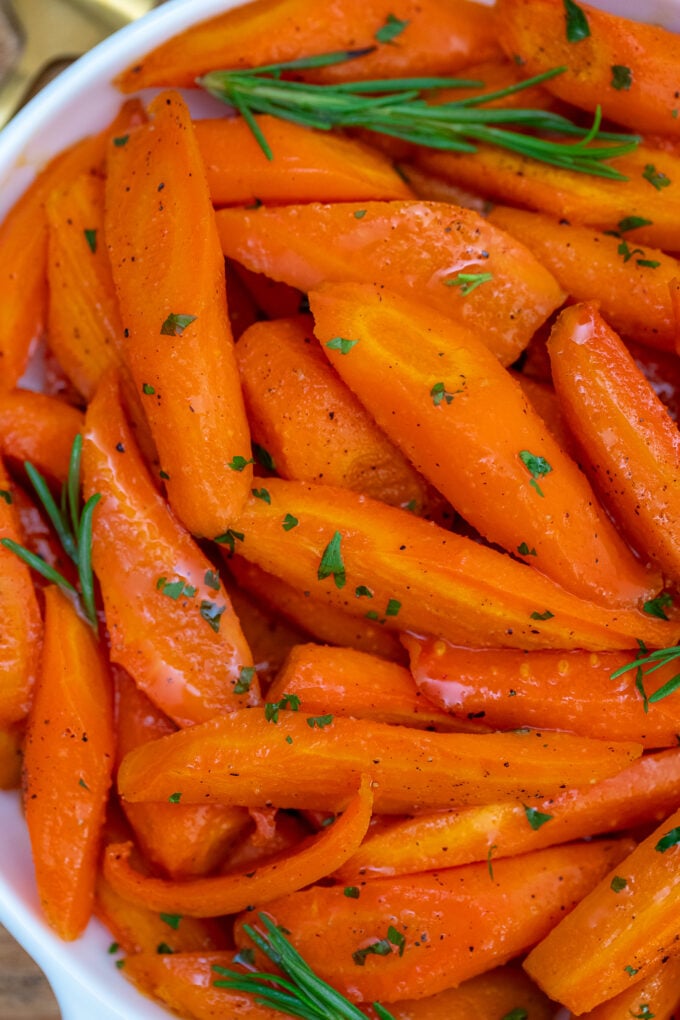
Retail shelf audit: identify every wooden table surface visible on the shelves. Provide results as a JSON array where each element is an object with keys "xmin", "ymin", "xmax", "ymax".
[{"xmin": 0, "ymin": 924, "xmax": 60, "ymax": 1020}]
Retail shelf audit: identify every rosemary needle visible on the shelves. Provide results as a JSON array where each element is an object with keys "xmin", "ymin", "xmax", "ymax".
[
  {"xmin": 213, "ymin": 913, "xmax": 397, "ymax": 1019},
  {"xmin": 611, "ymin": 643, "xmax": 680, "ymax": 707},
  {"xmin": 198, "ymin": 51, "xmax": 639, "ymax": 177}
]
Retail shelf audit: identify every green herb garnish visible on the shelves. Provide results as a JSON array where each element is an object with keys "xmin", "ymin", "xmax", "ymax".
[
  {"xmin": 655, "ymin": 826, "xmax": 680, "ymax": 852},
  {"xmin": 84, "ymin": 228, "xmax": 98, "ymax": 253},
  {"xmin": 611, "ymin": 65, "xmax": 632, "ymax": 90},
  {"xmin": 318, "ymin": 531, "xmax": 346, "ymax": 589},
  {"xmin": 265, "ymin": 693, "xmax": 301, "ymax": 723},
  {"xmin": 611, "ymin": 644, "xmax": 680, "ymax": 706},
  {"xmin": 642, "ymin": 164, "xmax": 671, "ymax": 190},
  {"xmin": 445, "ymin": 271, "xmax": 493, "ymax": 295},
  {"xmin": 564, "ymin": 0, "xmax": 590, "ymax": 42},
  {"xmin": 198, "ymin": 53, "xmax": 638, "ymax": 178},
  {"xmin": 523, "ymin": 804, "xmax": 553, "ymax": 830},
  {"xmin": 234, "ymin": 665, "xmax": 256, "ymax": 694},
  {"xmin": 326, "ymin": 337, "xmax": 359, "ymax": 354},
  {"xmin": 160, "ymin": 313, "xmax": 197, "ymax": 336},
  {"xmin": 375, "ymin": 13, "xmax": 409, "ymax": 45},
  {"xmin": 519, "ymin": 450, "xmax": 552, "ymax": 497},
  {"xmin": 610, "ymin": 875, "xmax": 628, "ymax": 892}
]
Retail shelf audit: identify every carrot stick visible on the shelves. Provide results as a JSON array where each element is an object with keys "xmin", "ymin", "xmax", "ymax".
[
  {"xmin": 524, "ymin": 805, "xmax": 680, "ymax": 1013},
  {"xmin": 0, "ymin": 390, "xmax": 83, "ymax": 484},
  {"xmin": 495, "ymin": 0, "xmax": 680, "ymax": 136},
  {"xmin": 404, "ymin": 636, "xmax": 680, "ymax": 747},
  {"xmin": 228, "ymin": 556, "xmax": 406, "ymax": 662},
  {"xmin": 578, "ymin": 955, "xmax": 680, "ymax": 1020},
  {"xmin": 216, "ymin": 200, "xmax": 565, "ymax": 367},
  {"xmin": 336, "ymin": 748, "xmax": 680, "ymax": 881},
  {"xmin": 0, "ymin": 457, "xmax": 41, "ymax": 728},
  {"xmin": 0, "ymin": 726, "xmax": 23, "ymax": 790},
  {"xmin": 309, "ymin": 282, "xmax": 658, "ymax": 608},
  {"xmin": 117, "ymin": 708, "xmax": 641, "ymax": 814},
  {"xmin": 548, "ymin": 302, "xmax": 680, "ymax": 582},
  {"xmin": 236, "ymin": 316, "xmax": 429, "ymax": 510},
  {"xmin": 104, "ymin": 776, "xmax": 373, "ymax": 916},
  {"xmin": 234, "ymin": 839, "xmax": 632, "ymax": 1003},
  {"xmin": 116, "ymin": 0, "xmax": 500, "ymax": 91},
  {"xmin": 415, "ymin": 141, "xmax": 680, "ymax": 250},
  {"xmin": 194, "ymin": 116, "xmax": 413, "ymax": 205},
  {"xmin": 226, "ymin": 478, "xmax": 677, "ymax": 650},
  {"xmin": 269, "ymin": 643, "xmax": 486, "ymax": 732},
  {"xmin": 82, "ymin": 372, "xmax": 256, "ymax": 727},
  {"xmin": 490, "ymin": 205, "xmax": 680, "ymax": 354},
  {"xmin": 105, "ymin": 91, "xmax": 251, "ymax": 537},
  {"xmin": 23, "ymin": 586, "xmax": 114, "ymax": 940},
  {"xmin": 510, "ymin": 372, "xmax": 578, "ymax": 458}
]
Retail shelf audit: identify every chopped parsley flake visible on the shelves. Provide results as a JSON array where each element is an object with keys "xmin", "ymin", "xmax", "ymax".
[
  {"xmin": 501, "ymin": 1010, "xmax": 529, "ymax": 1020},
  {"xmin": 234, "ymin": 666, "xmax": 255, "ymax": 694},
  {"xmin": 446, "ymin": 271, "xmax": 493, "ymax": 295},
  {"xmin": 156, "ymin": 577, "xmax": 197, "ymax": 600},
  {"xmin": 618, "ymin": 216, "xmax": 652, "ymax": 233},
  {"xmin": 204, "ymin": 569, "xmax": 221, "ymax": 591},
  {"xmin": 113, "ymin": 135, "xmax": 129, "ymax": 147},
  {"xmin": 317, "ymin": 531, "xmax": 346, "ymax": 589},
  {"xmin": 610, "ymin": 875, "xmax": 628, "ymax": 892},
  {"xmin": 252, "ymin": 443, "xmax": 276, "ymax": 472},
  {"xmin": 0, "ymin": 489, "xmax": 12, "ymax": 504},
  {"xmin": 200, "ymin": 600, "xmax": 226, "ymax": 633},
  {"xmin": 355, "ymin": 585, "xmax": 373, "ymax": 598},
  {"xmin": 655, "ymin": 825, "xmax": 680, "ymax": 852},
  {"xmin": 325, "ymin": 336, "xmax": 359, "ymax": 355},
  {"xmin": 642, "ymin": 164, "xmax": 671, "ymax": 190},
  {"xmin": 519, "ymin": 449, "xmax": 552, "ymax": 496},
  {"xmin": 306, "ymin": 714, "xmax": 334, "ymax": 728},
  {"xmin": 160, "ymin": 913, "xmax": 182, "ymax": 930},
  {"xmin": 530, "ymin": 610, "xmax": 554, "ymax": 621},
  {"xmin": 385, "ymin": 598, "xmax": 401, "ymax": 617},
  {"xmin": 563, "ymin": 0, "xmax": 590, "ymax": 41},
  {"xmin": 265, "ymin": 693, "xmax": 301, "ymax": 723},
  {"xmin": 523, "ymin": 804, "xmax": 553, "ymax": 830},
  {"xmin": 517, "ymin": 542, "xmax": 537, "ymax": 557},
  {"xmin": 637, "ymin": 259, "xmax": 661, "ymax": 269},
  {"xmin": 156, "ymin": 943, "xmax": 174, "ymax": 955},
  {"xmin": 142, "ymin": 383, "xmax": 155, "ymax": 395},
  {"xmin": 214, "ymin": 529, "xmax": 244, "ymax": 555},
  {"xmin": 352, "ymin": 938, "xmax": 392, "ymax": 966},
  {"xmin": 252, "ymin": 487, "xmax": 271, "ymax": 503},
  {"xmin": 160, "ymin": 313, "xmax": 197, "ymax": 336},
  {"xmin": 430, "ymin": 381, "xmax": 460, "ymax": 406},
  {"xmin": 375, "ymin": 13, "xmax": 409, "ymax": 44},
  {"xmin": 624, "ymin": 965, "xmax": 639, "ymax": 977},
  {"xmin": 643, "ymin": 593, "xmax": 673, "ymax": 620},
  {"xmin": 84, "ymin": 228, "xmax": 97, "ymax": 253},
  {"xmin": 618, "ymin": 239, "xmax": 644, "ymax": 263},
  {"xmin": 229, "ymin": 455, "xmax": 254, "ymax": 472},
  {"xmin": 168, "ymin": 792, "xmax": 182, "ymax": 803},
  {"xmin": 282, "ymin": 513, "xmax": 299, "ymax": 531},
  {"xmin": 344, "ymin": 886, "xmax": 360, "ymax": 898},
  {"xmin": 610, "ymin": 65, "xmax": 632, "ymax": 90},
  {"xmin": 354, "ymin": 209, "xmax": 367, "ymax": 219}
]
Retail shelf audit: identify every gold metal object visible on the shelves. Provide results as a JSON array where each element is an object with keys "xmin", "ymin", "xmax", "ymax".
[{"xmin": 0, "ymin": 0, "xmax": 158, "ymax": 128}]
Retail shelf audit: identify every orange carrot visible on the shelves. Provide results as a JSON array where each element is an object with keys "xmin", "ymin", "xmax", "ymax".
[
  {"xmin": 236, "ymin": 316, "xmax": 429, "ymax": 509},
  {"xmin": 227, "ymin": 478, "xmax": 677, "ymax": 650},
  {"xmin": 548, "ymin": 302, "xmax": 680, "ymax": 582},
  {"xmin": 194, "ymin": 116, "xmax": 413, "ymax": 205},
  {"xmin": 490, "ymin": 205, "xmax": 680, "ymax": 354},
  {"xmin": 0, "ymin": 389, "xmax": 82, "ymax": 484},
  {"xmin": 404, "ymin": 636, "xmax": 680, "ymax": 747},
  {"xmin": 105, "ymin": 91, "xmax": 251, "ymax": 537},
  {"xmin": 269, "ymin": 643, "xmax": 485, "ymax": 732},
  {"xmin": 495, "ymin": 0, "xmax": 680, "ymax": 136},
  {"xmin": 0, "ymin": 726, "xmax": 23, "ymax": 790},
  {"xmin": 524, "ymin": 805, "xmax": 680, "ymax": 1013},
  {"xmin": 415, "ymin": 141, "xmax": 680, "ymax": 250},
  {"xmin": 23, "ymin": 586, "xmax": 114, "ymax": 940},
  {"xmin": 215, "ymin": 200, "xmax": 565, "ymax": 366},
  {"xmin": 310, "ymin": 281, "xmax": 658, "ymax": 607},
  {"xmin": 82, "ymin": 372, "xmax": 256, "ymax": 727},
  {"xmin": 579, "ymin": 956, "xmax": 680, "ymax": 1020},
  {"xmin": 223, "ymin": 577, "xmax": 306, "ymax": 686},
  {"xmin": 228, "ymin": 556, "xmax": 406, "ymax": 663},
  {"xmin": 510, "ymin": 371, "xmax": 578, "ymax": 457},
  {"xmin": 0, "ymin": 457, "xmax": 41, "ymax": 728},
  {"xmin": 337, "ymin": 748, "xmax": 680, "ymax": 881},
  {"xmin": 104, "ymin": 777, "xmax": 372, "ymax": 916},
  {"xmin": 117, "ymin": 707, "xmax": 641, "ymax": 814},
  {"xmin": 234, "ymin": 839, "xmax": 632, "ymax": 1003},
  {"xmin": 116, "ymin": 0, "xmax": 500, "ymax": 91}
]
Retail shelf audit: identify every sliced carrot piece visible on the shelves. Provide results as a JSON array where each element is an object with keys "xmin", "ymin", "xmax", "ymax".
[
  {"xmin": 105, "ymin": 91, "xmax": 251, "ymax": 537},
  {"xmin": 0, "ymin": 389, "xmax": 82, "ymax": 484},
  {"xmin": 495, "ymin": 0, "xmax": 680, "ymax": 136},
  {"xmin": 104, "ymin": 776, "xmax": 373, "ymax": 916},
  {"xmin": 0, "ymin": 457, "xmax": 41, "ymax": 727},
  {"xmin": 269, "ymin": 643, "xmax": 486, "ymax": 732},
  {"xmin": 236, "ymin": 316, "xmax": 429, "ymax": 510},
  {"xmin": 524, "ymin": 805, "xmax": 680, "ymax": 1013},
  {"xmin": 0, "ymin": 725, "xmax": 23, "ymax": 790},
  {"xmin": 215, "ymin": 200, "xmax": 565, "ymax": 366},
  {"xmin": 579, "ymin": 956, "xmax": 680, "ymax": 1020},
  {"xmin": 82, "ymin": 372, "xmax": 256, "ymax": 727},
  {"xmin": 234, "ymin": 839, "xmax": 632, "ymax": 1003},
  {"xmin": 23, "ymin": 586, "xmax": 114, "ymax": 940},
  {"xmin": 194, "ymin": 116, "xmax": 412, "ymax": 205},
  {"xmin": 116, "ymin": 0, "xmax": 500, "ymax": 91},
  {"xmin": 548, "ymin": 302, "xmax": 680, "ymax": 582},
  {"xmin": 117, "ymin": 708, "xmax": 641, "ymax": 814},
  {"xmin": 383, "ymin": 966, "xmax": 556, "ymax": 1020},
  {"xmin": 404, "ymin": 637, "xmax": 680, "ymax": 747},
  {"xmin": 227, "ymin": 478, "xmax": 677, "ymax": 650},
  {"xmin": 416, "ymin": 142, "xmax": 680, "ymax": 250},
  {"xmin": 337, "ymin": 748, "xmax": 680, "ymax": 881},
  {"xmin": 490, "ymin": 206, "xmax": 680, "ymax": 354}
]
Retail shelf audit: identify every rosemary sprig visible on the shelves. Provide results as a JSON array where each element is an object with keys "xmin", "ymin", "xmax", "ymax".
[
  {"xmin": 610, "ymin": 641, "xmax": 680, "ymax": 707},
  {"xmin": 213, "ymin": 913, "xmax": 396, "ymax": 1020},
  {"xmin": 1, "ymin": 435, "xmax": 101, "ymax": 630},
  {"xmin": 198, "ymin": 51, "xmax": 639, "ymax": 178}
]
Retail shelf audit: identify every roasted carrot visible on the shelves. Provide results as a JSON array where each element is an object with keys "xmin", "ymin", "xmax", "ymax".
[
  {"xmin": 105, "ymin": 91, "xmax": 251, "ymax": 537},
  {"xmin": 510, "ymin": 372, "xmax": 578, "ymax": 457},
  {"xmin": 234, "ymin": 840, "xmax": 632, "ymax": 1003},
  {"xmin": 194, "ymin": 116, "xmax": 412, "ymax": 206},
  {"xmin": 117, "ymin": 708, "xmax": 641, "ymax": 814},
  {"xmin": 82, "ymin": 372, "xmax": 257, "ymax": 727},
  {"xmin": 490, "ymin": 206, "xmax": 680, "ymax": 353},
  {"xmin": 416, "ymin": 142, "xmax": 680, "ymax": 250},
  {"xmin": 548, "ymin": 302, "xmax": 680, "ymax": 582},
  {"xmin": 579, "ymin": 955, "xmax": 680, "ymax": 1020},
  {"xmin": 104, "ymin": 777, "xmax": 372, "ymax": 916},
  {"xmin": 0, "ymin": 726, "xmax": 23, "ymax": 790},
  {"xmin": 0, "ymin": 457, "xmax": 41, "ymax": 728},
  {"xmin": 116, "ymin": 0, "xmax": 500, "ymax": 91},
  {"xmin": 404, "ymin": 636, "xmax": 680, "ymax": 747},
  {"xmin": 216, "ymin": 200, "xmax": 565, "ymax": 367},
  {"xmin": 627, "ymin": 338, "xmax": 680, "ymax": 423},
  {"xmin": 310, "ymin": 281, "xmax": 657, "ymax": 607},
  {"xmin": 228, "ymin": 556, "xmax": 406, "ymax": 663},
  {"xmin": 524, "ymin": 805, "xmax": 680, "ymax": 1013},
  {"xmin": 496, "ymin": 0, "xmax": 680, "ymax": 136},
  {"xmin": 269, "ymin": 643, "xmax": 485, "ymax": 732},
  {"xmin": 337, "ymin": 748, "xmax": 680, "ymax": 881},
  {"xmin": 0, "ymin": 389, "xmax": 82, "ymax": 484},
  {"xmin": 23, "ymin": 586, "xmax": 114, "ymax": 940},
  {"xmin": 223, "ymin": 577, "xmax": 306, "ymax": 686},
  {"xmin": 227, "ymin": 478, "xmax": 676, "ymax": 650},
  {"xmin": 236, "ymin": 316, "xmax": 429, "ymax": 509}
]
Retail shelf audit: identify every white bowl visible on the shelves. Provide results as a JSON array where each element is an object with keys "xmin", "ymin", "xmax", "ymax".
[{"xmin": 1, "ymin": 0, "xmax": 680, "ymax": 1017}]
